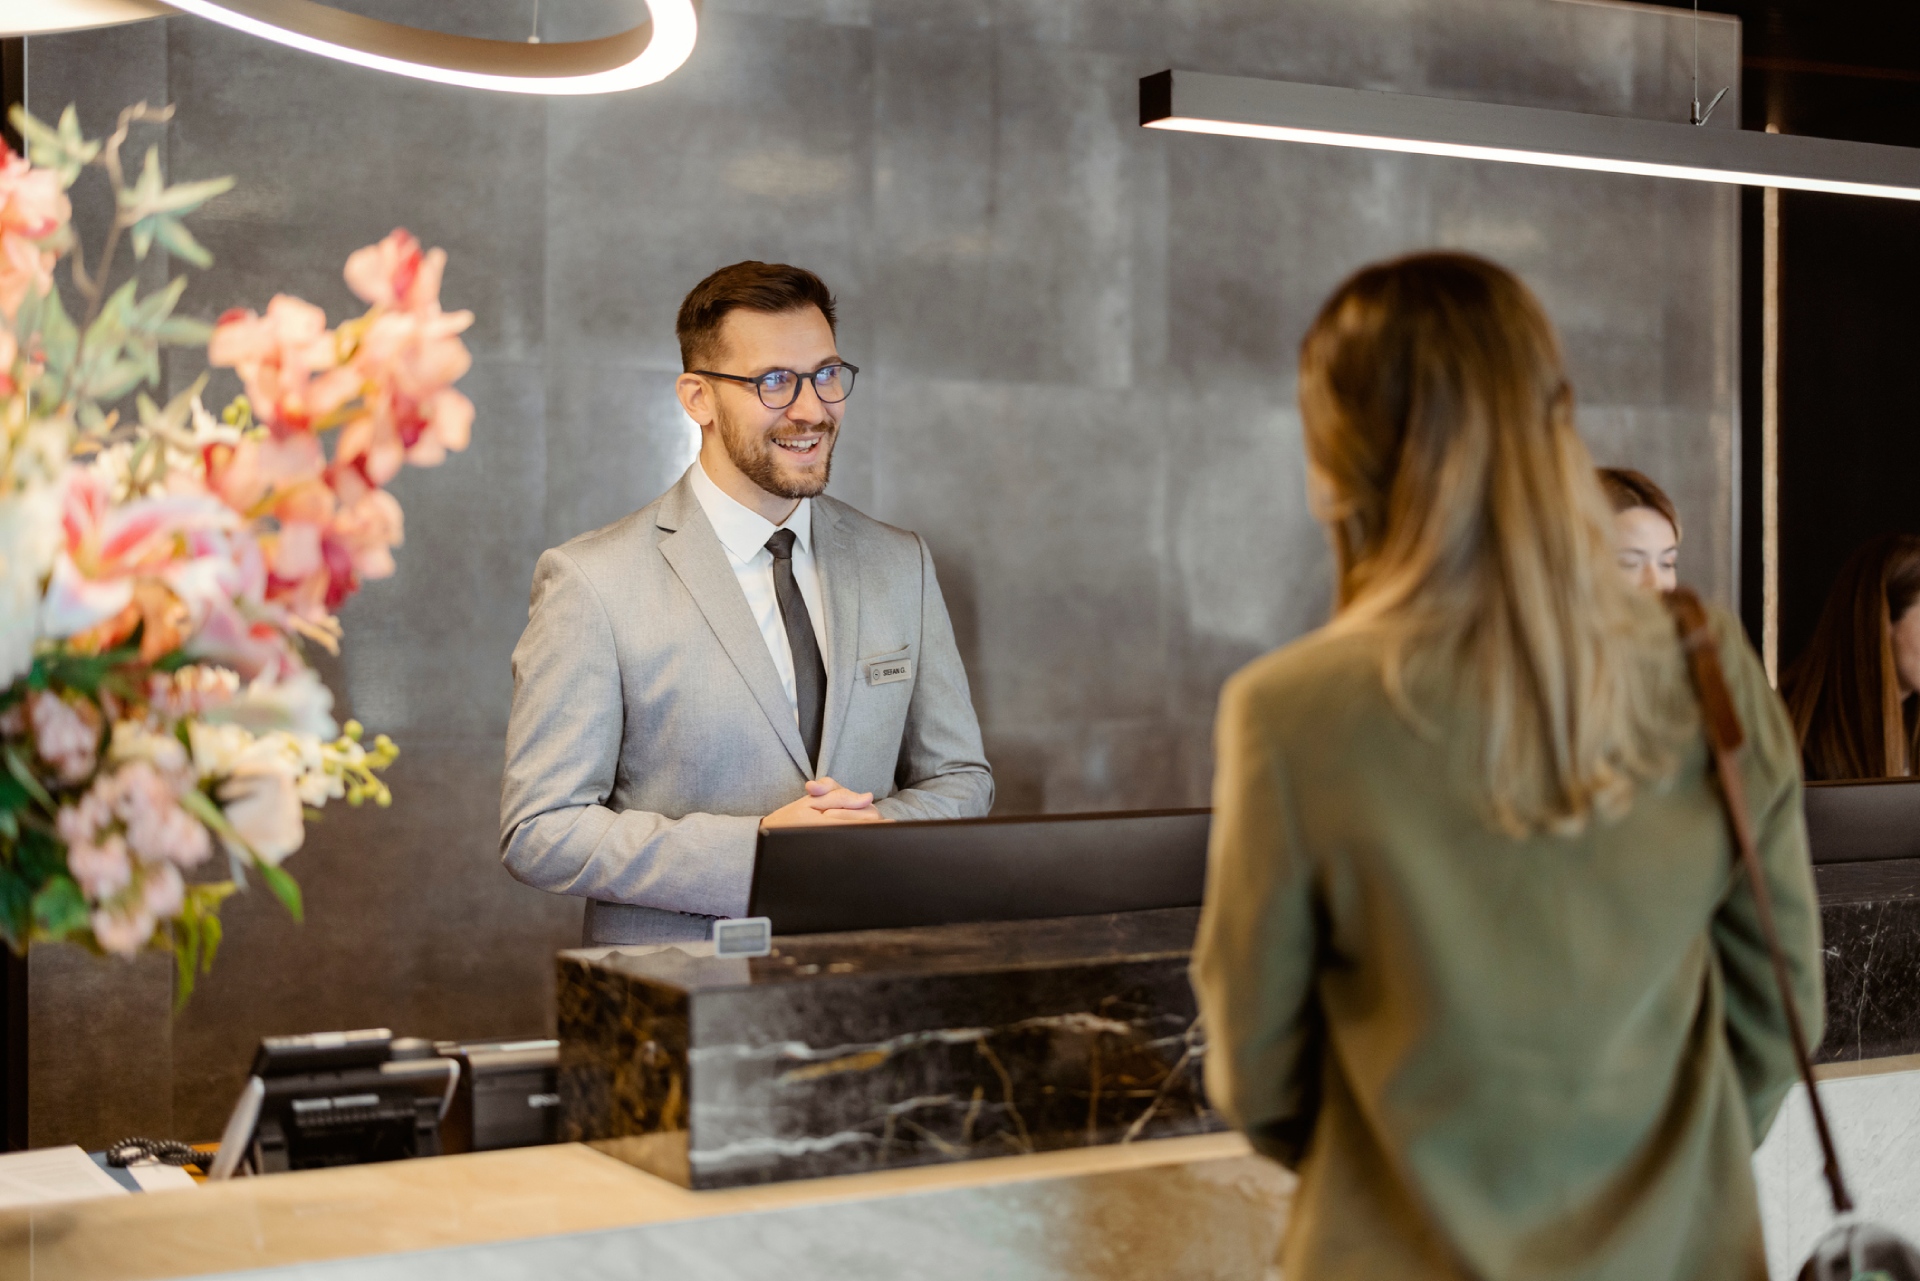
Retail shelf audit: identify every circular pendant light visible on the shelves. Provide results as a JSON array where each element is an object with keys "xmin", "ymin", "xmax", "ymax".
[
  {"xmin": 5, "ymin": 0, "xmax": 698, "ymax": 95},
  {"xmin": 0, "ymin": 0, "xmax": 172, "ymax": 36}
]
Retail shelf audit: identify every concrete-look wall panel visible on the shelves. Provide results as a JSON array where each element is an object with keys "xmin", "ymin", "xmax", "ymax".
[
  {"xmin": 340, "ymin": 359, "xmax": 550, "ymax": 740},
  {"xmin": 874, "ymin": 379, "xmax": 1174, "ymax": 733},
  {"xmin": 163, "ymin": 23, "xmax": 549, "ymax": 366},
  {"xmin": 24, "ymin": 0, "xmax": 1741, "ymax": 1147},
  {"xmin": 872, "ymin": 33, "xmax": 1140, "ymax": 388},
  {"xmin": 543, "ymin": 12, "xmax": 875, "ymax": 371},
  {"xmin": 542, "ymin": 362, "xmax": 697, "ymax": 547}
]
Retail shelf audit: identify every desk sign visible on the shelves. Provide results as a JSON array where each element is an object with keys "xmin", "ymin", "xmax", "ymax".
[{"xmin": 713, "ymin": 916, "xmax": 773, "ymax": 958}]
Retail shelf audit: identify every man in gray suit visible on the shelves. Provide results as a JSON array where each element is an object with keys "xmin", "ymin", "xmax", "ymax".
[{"xmin": 502, "ymin": 261, "xmax": 993, "ymax": 944}]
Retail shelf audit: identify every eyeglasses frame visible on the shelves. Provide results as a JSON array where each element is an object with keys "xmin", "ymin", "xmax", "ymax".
[{"xmin": 691, "ymin": 362, "xmax": 861, "ymax": 410}]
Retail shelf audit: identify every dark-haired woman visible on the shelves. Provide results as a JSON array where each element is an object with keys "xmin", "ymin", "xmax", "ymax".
[
  {"xmin": 1193, "ymin": 253, "xmax": 1821, "ymax": 1279},
  {"xmin": 1781, "ymin": 532, "xmax": 1920, "ymax": 780},
  {"xmin": 1599, "ymin": 466, "xmax": 1681, "ymax": 593}
]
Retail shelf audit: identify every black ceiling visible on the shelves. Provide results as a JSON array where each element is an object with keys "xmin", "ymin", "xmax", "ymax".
[{"xmin": 1644, "ymin": 1, "xmax": 1920, "ymax": 145}]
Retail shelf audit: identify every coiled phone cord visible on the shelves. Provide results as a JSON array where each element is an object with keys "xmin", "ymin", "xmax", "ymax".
[{"xmin": 104, "ymin": 1137, "xmax": 201, "ymax": 1168}]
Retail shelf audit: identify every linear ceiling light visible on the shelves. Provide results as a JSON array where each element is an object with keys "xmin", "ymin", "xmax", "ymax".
[
  {"xmin": 1141, "ymin": 70, "xmax": 1920, "ymax": 202},
  {"xmin": 6, "ymin": 0, "xmax": 698, "ymax": 95}
]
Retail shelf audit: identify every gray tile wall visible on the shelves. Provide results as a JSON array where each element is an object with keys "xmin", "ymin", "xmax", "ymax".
[{"xmin": 25, "ymin": 0, "xmax": 1739, "ymax": 1144}]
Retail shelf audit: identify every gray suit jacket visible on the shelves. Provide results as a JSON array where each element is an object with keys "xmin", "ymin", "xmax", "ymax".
[{"xmin": 501, "ymin": 470, "xmax": 993, "ymax": 945}]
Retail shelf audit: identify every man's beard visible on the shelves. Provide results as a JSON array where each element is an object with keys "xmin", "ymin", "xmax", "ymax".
[{"xmin": 718, "ymin": 406, "xmax": 835, "ymax": 500}]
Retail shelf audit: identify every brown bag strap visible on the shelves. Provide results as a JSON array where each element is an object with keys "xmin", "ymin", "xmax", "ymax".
[{"xmin": 1664, "ymin": 587, "xmax": 1853, "ymax": 1214}]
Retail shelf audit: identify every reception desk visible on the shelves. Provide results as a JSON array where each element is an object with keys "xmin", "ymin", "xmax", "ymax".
[
  {"xmin": 0, "ymin": 1132, "xmax": 1292, "ymax": 1280},
  {"xmin": 10, "ymin": 799, "xmax": 1920, "ymax": 1279},
  {"xmin": 8, "ymin": 1060, "xmax": 1920, "ymax": 1280}
]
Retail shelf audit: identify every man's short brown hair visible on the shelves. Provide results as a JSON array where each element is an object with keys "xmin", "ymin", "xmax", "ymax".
[{"xmin": 676, "ymin": 261, "xmax": 838, "ymax": 371}]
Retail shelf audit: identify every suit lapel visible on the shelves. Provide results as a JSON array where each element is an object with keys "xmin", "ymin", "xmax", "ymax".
[
  {"xmin": 812, "ymin": 498, "xmax": 862, "ymax": 777},
  {"xmin": 655, "ymin": 476, "xmax": 813, "ymax": 776}
]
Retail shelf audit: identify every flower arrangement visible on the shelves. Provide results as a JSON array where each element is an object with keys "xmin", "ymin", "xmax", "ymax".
[{"xmin": 0, "ymin": 102, "xmax": 473, "ymax": 1003}]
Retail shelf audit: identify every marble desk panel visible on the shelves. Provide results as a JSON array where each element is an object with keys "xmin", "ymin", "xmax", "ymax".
[
  {"xmin": 1813, "ymin": 859, "xmax": 1920, "ymax": 1063},
  {"xmin": 558, "ymin": 909, "xmax": 1221, "ymax": 1189}
]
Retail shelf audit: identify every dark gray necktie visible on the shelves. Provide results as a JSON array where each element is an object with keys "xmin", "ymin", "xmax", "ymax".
[{"xmin": 765, "ymin": 528, "xmax": 826, "ymax": 770}]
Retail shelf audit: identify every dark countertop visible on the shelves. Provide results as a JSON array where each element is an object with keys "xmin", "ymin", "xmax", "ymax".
[
  {"xmin": 560, "ymin": 856, "xmax": 1918, "ymax": 995},
  {"xmin": 1815, "ymin": 858, "xmax": 1920, "ymax": 906},
  {"xmin": 561, "ymin": 907, "xmax": 1202, "ymax": 992}
]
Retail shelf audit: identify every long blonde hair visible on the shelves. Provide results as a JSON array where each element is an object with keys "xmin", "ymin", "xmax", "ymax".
[{"xmin": 1298, "ymin": 253, "xmax": 1689, "ymax": 835}]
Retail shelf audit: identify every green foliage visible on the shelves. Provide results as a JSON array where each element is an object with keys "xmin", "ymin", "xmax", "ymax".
[
  {"xmin": 14, "ymin": 827, "xmax": 67, "ymax": 882},
  {"xmin": 10, "ymin": 102, "xmax": 231, "ymax": 430},
  {"xmin": 170, "ymin": 882, "xmax": 237, "ymax": 1009},
  {"xmin": 175, "ymin": 787, "xmax": 231, "ymax": 841},
  {"xmin": 18, "ymin": 287, "xmax": 79, "ymax": 415},
  {"xmin": 2, "ymin": 745, "xmax": 54, "ymax": 815},
  {"xmin": 30, "ymin": 876, "xmax": 88, "ymax": 939},
  {"xmin": 121, "ymin": 145, "xmax": 233, "ymax": 268},
  {"xmin": 64, "ymin": 273, "xmax": 207, "ymax": 420},
  {"xmin": 0, "ymin": 869, "xmax": 29, "ymax": 954},
  {"xmin": 0, "ymin": 770, "xmax": 28, "ymax": 828},
  {"xmin": 256, "ymin": 862, "xmax": 304, "ymax": 924},
  {"xmin": 29, "ymin": 644, "xmax": 141, "ymax": 698},
  {"xmin": 10, "ymin": 103, "xmax": 98, "ymax": 187},
  {"xmin": 0, "ymin": 828, "xmax": 67, "ymax": 952}
]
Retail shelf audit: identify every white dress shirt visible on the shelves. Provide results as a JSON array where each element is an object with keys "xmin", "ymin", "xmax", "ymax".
[{"xmin": 686, "ymin": 459, "xmax": 829, "ymax": 722}]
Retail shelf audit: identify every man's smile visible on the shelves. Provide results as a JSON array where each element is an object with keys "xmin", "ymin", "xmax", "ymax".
[{"xmin": 773, "ymin": 432, "xmax": 827, "ymax": 456}]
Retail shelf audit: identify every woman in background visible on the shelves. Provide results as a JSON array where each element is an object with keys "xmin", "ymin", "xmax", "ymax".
[
  {"xmin": 1599, "ymin": 466, "xmax": 1681, "ymax": 593},
  {"xmin": 1780, "ymin": 532, "xmax": 1920, "ymax": 780},
  {"xmin": 1193, "ymin": 253, "xmax": 1821, "ymax": 1280}
]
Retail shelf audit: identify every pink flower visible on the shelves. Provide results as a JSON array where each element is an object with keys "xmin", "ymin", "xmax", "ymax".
[
  {"xmin": 55, "ymin": 784, "xmax": 111, "ymax": 846},
  {"xmin": 331, "ymin": 489, "xmax": 404, "ymax": 580},
  {"xmin": 41, "ymin": 468, "xmax": 239, "ymax": 646},
  {"xmin": 261, "ymin": 518, "xmax": 356, "ymax": 619},
  {"xmin": 140, "ymin": 863, "xmax": 185, "ymax": 918},
  {"xmin": 339, "ymin": 308, "xmax": 474, "ymax": 483},
  {"xmin": 208, "ymin": 296, "xmax": 357, "ymax": 435},
  {"xmin": 91, "ymin": 905, "xmax": 155, "ymax": 958},
  {"xmin": 185, "ymin": 595, "xmax": 307, "ymax": 681},
  {"xmin": 28, "ymin": 689, "xmax": 100, "ymax": 784},
  {"xmin": 68, "ymin": 833, "xmax": 132, "ymax": 900},
  {"xmin": 149, "ymin": 665, "xmax": 242, "ymax": 719},
  {"xmin": 343, "ymin": 229, "xmax": 446, "ymax": 313},
  {"xmin": 0, "ymin": 146, "xmax": 69, "ymax": 321},
  {"xmin": 113, "ymin": 760, "xmax": 212, "ymax": 868},
  {"xmin": 203, "ymin": 431, "xmax": 329, "ymax": 517}
]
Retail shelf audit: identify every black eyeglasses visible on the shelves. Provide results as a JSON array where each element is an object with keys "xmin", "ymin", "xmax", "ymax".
[{"xmin": 693, "ymin": 362, "xmax": 860, "ymax": 410}]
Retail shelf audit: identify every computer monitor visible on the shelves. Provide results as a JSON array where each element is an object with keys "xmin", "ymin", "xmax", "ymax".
[
  {"xmin": 1804, "ymin": 777, "xmax": 1920, "ymax": 865},
  {"xmin": 746, "ymin": 807, "xmax": 1210, "ymax": 934}
]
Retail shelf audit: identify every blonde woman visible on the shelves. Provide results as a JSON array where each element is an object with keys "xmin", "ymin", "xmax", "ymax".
[{"xmin": 1192, "ymin": 254, "xmax": 1821, "ymax": 1280}]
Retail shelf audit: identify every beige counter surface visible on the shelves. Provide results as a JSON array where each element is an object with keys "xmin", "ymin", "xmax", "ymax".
[
  {"xmin": 18, "ymin": 1056, "xmax": 1918, "ymax": 1281},
  {"xmin": 0, "ymin": 1132, "xmax": 1282, "ymax": 1281}
]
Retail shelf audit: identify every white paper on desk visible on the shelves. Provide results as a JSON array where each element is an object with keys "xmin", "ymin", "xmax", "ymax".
[
  {"xmin": 0, "ymin": 1145, "xmax": 130, "ymax": 1208},
  {"xmin": 127, "ymin": 1163, "xmax": 196, "ymax": 1194}
]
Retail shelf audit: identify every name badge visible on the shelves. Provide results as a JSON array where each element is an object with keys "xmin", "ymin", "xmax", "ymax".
[
  {"xmin": 866, "ymin": 657, "xmax": 912, "ymax": 686},
  {"xmin": 713, "ymin": 916, "xmax": 773, "ymax": 959}
]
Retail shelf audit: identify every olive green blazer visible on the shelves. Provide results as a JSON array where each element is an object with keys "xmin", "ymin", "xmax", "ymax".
[{"xmin": 1192, "ymin": 606, "xmax": 1821, "ymax": 1281}]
